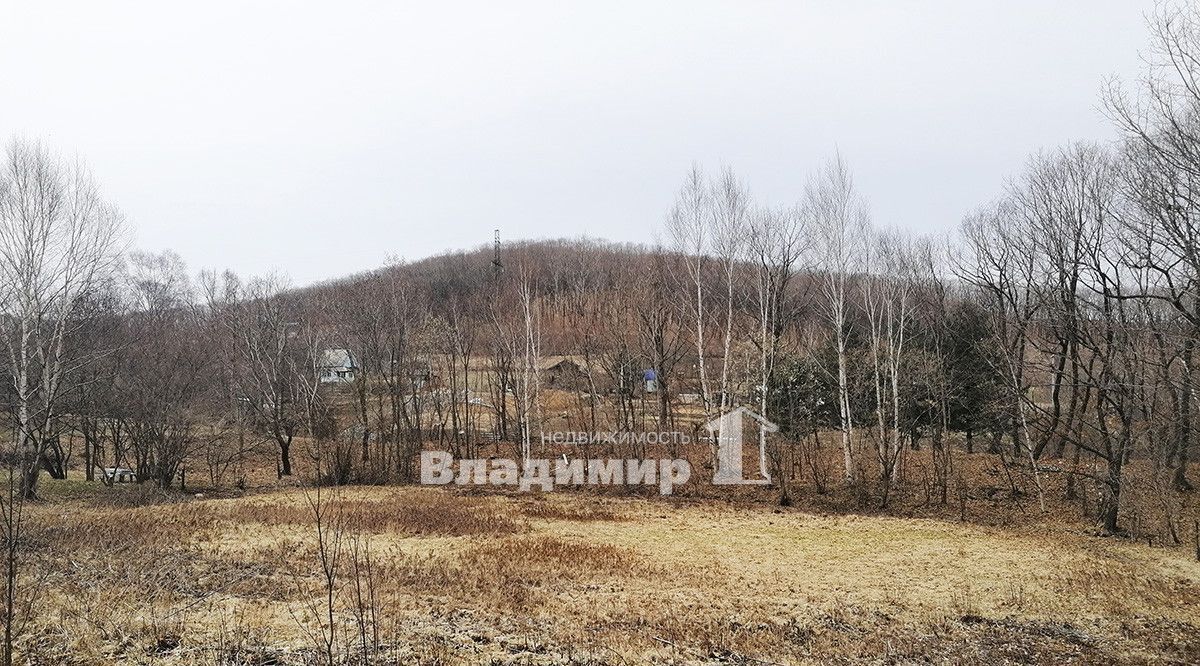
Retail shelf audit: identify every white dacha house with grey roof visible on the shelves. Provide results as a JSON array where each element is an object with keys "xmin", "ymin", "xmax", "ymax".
[{"xmin": 319, "ymin": 348, "xmax": 358, "ymax": 384}]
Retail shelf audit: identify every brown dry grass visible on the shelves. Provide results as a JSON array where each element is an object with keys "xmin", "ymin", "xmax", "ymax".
[{"xmin": 14, "ymin": 482, "xmax": 1200, "ymax": 664}]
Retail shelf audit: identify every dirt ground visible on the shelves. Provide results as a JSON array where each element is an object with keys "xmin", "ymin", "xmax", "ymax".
[{"xmin": 17, "ymin": 480, "xmax": 1200, "ymax": 665}]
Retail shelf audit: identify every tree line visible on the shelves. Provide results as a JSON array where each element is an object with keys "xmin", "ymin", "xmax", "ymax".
[{"xmin": 0, "ymin": 7, "xmax": 1198, "ymax": 546}]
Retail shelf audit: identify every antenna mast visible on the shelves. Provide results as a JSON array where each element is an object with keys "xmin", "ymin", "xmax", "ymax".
[{"xmin": 492, "ymin": 229, "xmax": 503, "ymax": 274}]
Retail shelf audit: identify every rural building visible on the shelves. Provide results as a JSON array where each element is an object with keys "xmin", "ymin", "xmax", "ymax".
[
  {"xmin": 319, "ymin": 348, "xmax": 358, "ymax": 383},
  {"xmin": 541, "ymin": 358, "xmax": 588, "ymax": 390}
]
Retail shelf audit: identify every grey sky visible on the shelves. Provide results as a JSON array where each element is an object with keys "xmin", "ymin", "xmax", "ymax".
[{"xmin": 0, "ymin": 1, "xmax": 1157, "ymax": 285}]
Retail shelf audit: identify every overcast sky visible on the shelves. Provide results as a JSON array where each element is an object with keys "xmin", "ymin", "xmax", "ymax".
[{"xmin": 0, "ymin": 1, "xmax": 1160, "ymax": 285}]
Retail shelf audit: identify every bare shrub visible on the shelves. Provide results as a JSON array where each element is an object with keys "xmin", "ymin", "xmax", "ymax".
[
  {"xmin": 513, "ymin": 498, "xmax": 624, "ymax": 522},
  {"xmin": 221, "ymin": 493, "xmax": 527, "ymax": 537}
]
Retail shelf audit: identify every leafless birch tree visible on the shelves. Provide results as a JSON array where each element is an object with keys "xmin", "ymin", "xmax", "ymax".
[{"xmin": 810, "ymin": 154, "xmax": 869, "ymax": 485}]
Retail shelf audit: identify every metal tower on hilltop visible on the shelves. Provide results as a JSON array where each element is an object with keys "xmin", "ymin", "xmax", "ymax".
[{"xmin": 492, "ymin": 229, "xmax": 503, "ymax": 276}]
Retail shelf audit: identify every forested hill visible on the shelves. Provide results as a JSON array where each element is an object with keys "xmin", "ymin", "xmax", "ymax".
[{"xmin": 295, "ymin": 236, "xmax": 689, "ymax": 333}]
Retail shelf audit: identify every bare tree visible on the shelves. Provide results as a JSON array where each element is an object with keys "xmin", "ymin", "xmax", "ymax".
[
  {"xmin": 0, "ymin": 139, "xmax": 127, "ymax": 498},
  {"xmin": 209, "ymin": 275, "xmax": 307, "ymax": 477},
  {"xmin": 861, "ymin": 230, "xmax": 917, "ymax": 504},
  {"xmin": 711, "ymin": 167, "xmax": 750, "ymax": 417},
  {"xmin": 746, "ymin": 204, "xmax": 811, "ymax": 501},
  {"xmin": 1107, "ymin": 7, "xmax": 1200, "ymax": 491},
  {"xmin": 665, "ymin": 165, "xmax": 715, "ymax": 424},
  {"xmin": 0, "ymin": 139, "xmax": 126, "ymax": 665},
  {"xmin": 515, "ymin": 266, "xmax": 541, "ymax": 465},
  {"xmin": 810, "ymin": 154, "xmax": 869, "ymax": 485},
  {"xmin": 124, "ymin": 250, "xmax": 209, "ymax": 488}
]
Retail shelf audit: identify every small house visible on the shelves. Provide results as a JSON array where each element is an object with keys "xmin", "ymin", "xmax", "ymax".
[
  {"xmin": 542, "ymin": 358, "xmax": 588, "ymax": 390},
  {"xmin": 320, "ymin": 348, "xmax": 358, "ymax": 383}
]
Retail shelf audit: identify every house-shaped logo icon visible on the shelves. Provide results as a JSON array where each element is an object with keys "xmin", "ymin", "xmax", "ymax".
[{"xmin": 703, "ymin": 406, "xmax": 777, "ymax": 485}]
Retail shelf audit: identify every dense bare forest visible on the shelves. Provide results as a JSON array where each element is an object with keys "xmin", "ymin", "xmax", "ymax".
[
  {"xmin": 11, "ymin": 10, "xmax": 1199, "ymax": 528},
  {"xmin": 2, "ymin": 4, "xmax": 1200, "ymax": 665}
]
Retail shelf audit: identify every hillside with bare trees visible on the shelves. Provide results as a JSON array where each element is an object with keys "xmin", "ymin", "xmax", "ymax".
[{"xmin": 2, "ymin": 3, "xmax": 1200, "ymax": 664}]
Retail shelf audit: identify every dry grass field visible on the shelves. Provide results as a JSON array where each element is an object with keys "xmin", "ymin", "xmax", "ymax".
[{"xmin": 16, "ymin": 479, "xmax": 1200, "ymax": 665}]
